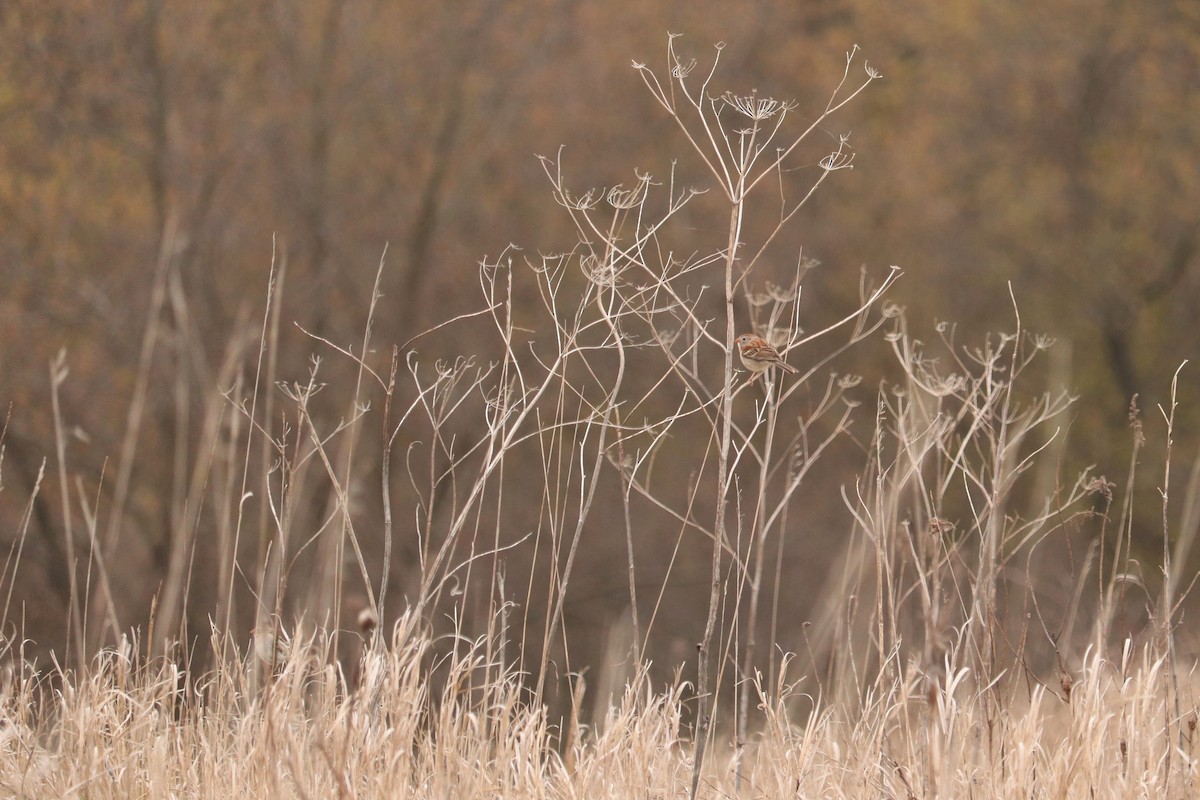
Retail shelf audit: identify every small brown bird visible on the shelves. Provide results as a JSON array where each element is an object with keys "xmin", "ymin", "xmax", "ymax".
[{"xmin": 735, "ymin": 333, "xmax": 796, "ymax": 380}]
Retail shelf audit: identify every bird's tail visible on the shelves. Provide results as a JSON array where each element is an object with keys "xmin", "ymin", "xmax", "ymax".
[{"xmin": 780, "ymin": 361, "xmax": 797, "ymax": 374}]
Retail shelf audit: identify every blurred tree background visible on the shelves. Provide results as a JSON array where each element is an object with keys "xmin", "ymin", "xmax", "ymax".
[{"xmin": 3, "ymin": 0, "xmax": 1200, "ymax": 696}]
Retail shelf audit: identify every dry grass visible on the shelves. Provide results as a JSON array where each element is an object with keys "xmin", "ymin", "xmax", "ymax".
[{"xmin": 1, "ymin": 623, "xmax": 1196, "ymax": 798}]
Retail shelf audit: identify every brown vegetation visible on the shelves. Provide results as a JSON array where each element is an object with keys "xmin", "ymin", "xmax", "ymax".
[{"xmin": 2, "ymin": 3, "xmax": 1200, "ymax": 796}]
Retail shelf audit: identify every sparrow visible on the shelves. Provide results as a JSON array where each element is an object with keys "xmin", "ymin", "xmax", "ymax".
[{"xmin": 735, "ymin": 333, "xmax": 796, "ymax": 380}]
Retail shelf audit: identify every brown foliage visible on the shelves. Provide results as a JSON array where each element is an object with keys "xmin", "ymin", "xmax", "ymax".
[{"xmin": 1, "ymin": 1, "xmax": 1199, "ymax": 711}]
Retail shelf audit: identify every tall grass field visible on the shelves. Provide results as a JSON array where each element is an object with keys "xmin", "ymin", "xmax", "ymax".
[{"xmin": 2, "ymin": 39, "xmax": 1197, "ymax": 799}]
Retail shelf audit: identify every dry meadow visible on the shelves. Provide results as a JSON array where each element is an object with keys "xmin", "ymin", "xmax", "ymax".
[{"xmin": 3, "ymin": 30, "xmax": 1199, "ymax": 800}]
